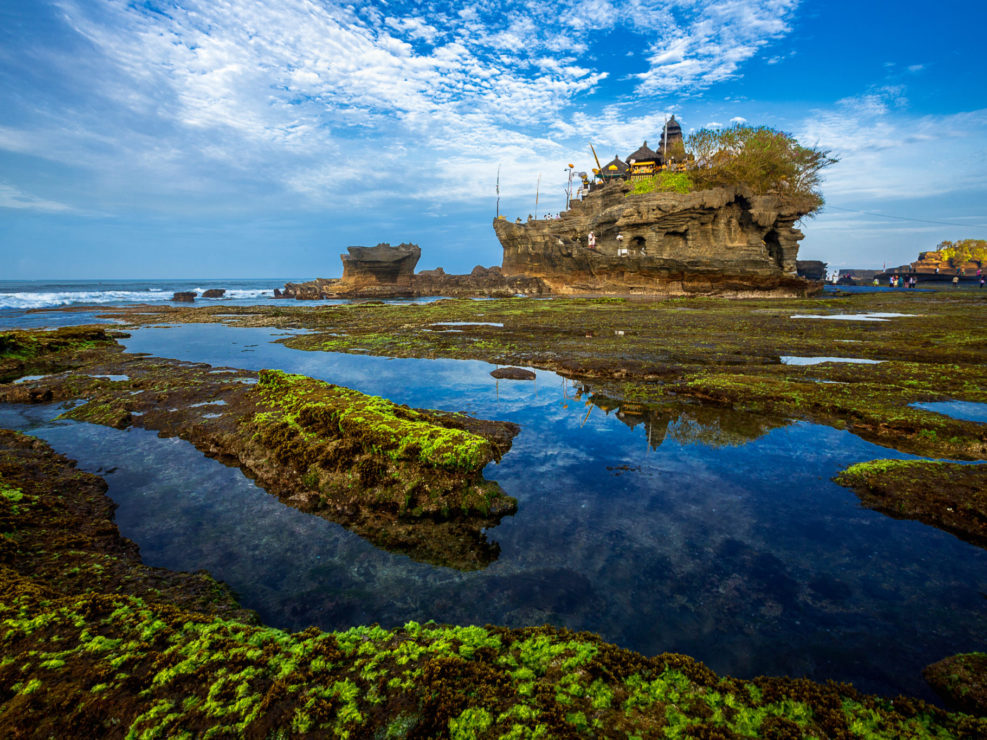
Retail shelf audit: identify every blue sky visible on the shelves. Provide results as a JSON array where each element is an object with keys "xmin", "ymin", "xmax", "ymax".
[{"xmin": 1, "ymin": 0, "xmax": 985, "ymax": 279}]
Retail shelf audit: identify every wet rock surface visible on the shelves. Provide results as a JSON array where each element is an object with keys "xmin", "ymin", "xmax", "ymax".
[
  {"xmin": 276, "ymin": 265, "xmax": 548, "ymax": 299},
  {"xmin": 0, "ymin": 332, "xmax": 519, "ymax": 570},
  {"xmin": 924, "ymin": 652, "xmax": 987, "ymax": 716},
  {"xmin": 835, "ymin": 459, "xmax": 987, "ymax": 549},
  {"xmin": 201, "ymin": 288, "xmax": 226, "ymax": 298},
  {"xmin": 490, "ymin": 366, "xmax": 536, "ymax": 380},
  {"xmin": 1, "ymin": 430, "xmax": 984, "ymax": 737},
  {"xmin": 172, "ymin": 291, "xmax": 196, "ymax": 302}
]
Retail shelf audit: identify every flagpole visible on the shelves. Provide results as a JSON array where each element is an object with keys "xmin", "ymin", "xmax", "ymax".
[{"xmin": 496, "ymin": 164, "xmax": 500, "ymax": 218}]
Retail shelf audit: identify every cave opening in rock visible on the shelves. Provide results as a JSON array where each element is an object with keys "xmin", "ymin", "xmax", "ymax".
[
  {"xmin": 631, "ymin": 236, "xmax": 646, "ymax": 254},
  {"xmin": 764, "ymin": 230, "xmax": 784, "ymax": 269}
]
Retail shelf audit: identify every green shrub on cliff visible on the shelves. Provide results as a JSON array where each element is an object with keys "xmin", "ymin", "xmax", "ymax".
[
  {"xmin": 935, "ymin": 239, "xmax": 987, "ymax": 266},
  {"xmin": 685, "ymin": 125, "xmax": 836, "ymax": 213},
  {"xmin": 630, "ymin": 171, "xmax": 694, "ymax": 195}
]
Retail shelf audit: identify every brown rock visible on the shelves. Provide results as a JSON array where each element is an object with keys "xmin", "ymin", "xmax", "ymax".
[
  {"xmin": 494, "ymin": 183, "xmax": 817, "ymax": 297},
  {"xmin": 924, "ymin": 653, "xmax": 987, "ymax": 716},
  {"xmin": 490, "ymin": 367, "xmax": 536, "ymax": 380},
  {"xmin": 201, "ymin": 289, "xmax": 226, "ymax": 298},
  {"xmin": 341, "ymin": 242, "xmax": 421, "ymax": 287},
  {"xmin": 172, "ymin": 291, "xmax": 196, "ymax": 302},
  {"xmin": 796, "ymin": 260, "xmax": 827, "ymax": 281}
]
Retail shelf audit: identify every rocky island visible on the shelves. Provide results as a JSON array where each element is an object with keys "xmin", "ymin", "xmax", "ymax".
[
  {"xmin": 494, "ymin": 184, "xmax": 815, "ymax": 297},
  {"xmin": 277, "ymin": 123, "xmax": 832, "ymax": 300}
]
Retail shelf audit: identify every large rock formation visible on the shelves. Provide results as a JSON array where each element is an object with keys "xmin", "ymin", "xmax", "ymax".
[
  {"xmin": 494, "ymin": 183, "xmax": 817, "ymax": 297},
  {"xmin": 341, "ymin": 242, "xmax": 421, "ymax": 287}
]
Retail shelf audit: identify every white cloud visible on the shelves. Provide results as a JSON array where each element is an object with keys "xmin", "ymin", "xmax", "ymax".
[
  {"xmin": 729, "ymin": 116, "xmax": 747, "ymax": 124},
  {"xmin": 0, "ymin": 184, "xmax": 76, "ymax": 213},
  {"xmin": 0, "ymin": 0, "xmax": 802, "ymax": 214},
  {"xmin": 633, "ymin": 0, "xmax": 800, "ymax": 94},
  {"xmin": 798, "ymin": 87, "xmax": 987, "ymax": 201}
]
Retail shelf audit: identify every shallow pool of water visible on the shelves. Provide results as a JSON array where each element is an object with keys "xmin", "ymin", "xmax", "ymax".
[
  {"xmin": 912, "ymin": 400, "xmax": 987, "ymax": 423},
  {"xmin": 780, "ymin": 357, "xmax": 884, "ymax": 366},
  {"xmin": 0, "ymin": 322, "xmax": 985, "ymax": 704},
  {"xmin": 790, "ymin": 313, "xmax": 915, "ymax": 321}
]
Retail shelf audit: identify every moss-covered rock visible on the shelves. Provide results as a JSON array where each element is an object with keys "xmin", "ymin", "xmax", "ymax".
[
  {"xmin": 0, "ymin": 325, "xmax": 120, "ymax": 384},
  {"xmin": 835, "ymin": 459, "xmax": 987, "ymax": 548},
  {"xmin": 924, "ymin": 652, "xmax": 987, "ymax": 717},
  {"xmin": 0, "ymin": 431, "xmax": 983, "ymax": 738},
  {"xmin": 0, "ymin": 332, "xmax": 518, "ymax": 570}
]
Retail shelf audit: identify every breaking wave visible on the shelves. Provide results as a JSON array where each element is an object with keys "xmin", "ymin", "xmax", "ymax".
[{"xmin": 0, "ymin": 287, "xmax": 275, "ymax": 310}]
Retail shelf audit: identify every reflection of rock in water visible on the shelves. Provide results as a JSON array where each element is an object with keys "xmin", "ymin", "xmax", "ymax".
[
  {"xmin": 575, "ymin": 386, "xmax": 790, "ymax": 450},
  {"xmin": 316, "ymin": 503, "xmax": 504, "ymax": 571}
]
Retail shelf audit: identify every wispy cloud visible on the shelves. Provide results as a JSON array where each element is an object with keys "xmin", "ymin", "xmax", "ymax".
[
  {"xmin": 798, "ymin": 87, "xmax": 987, "ymax": 200},
  {"xmin": 632, "ymin": 0, "xmax": 800, "ymax": 93},
  {"xmin": 0, "ymin": 183, "xmax": 76, "ymax": 213},
  {"xmin": 0, "ymin": 0, "xmax": 802, "ymax": 213}
]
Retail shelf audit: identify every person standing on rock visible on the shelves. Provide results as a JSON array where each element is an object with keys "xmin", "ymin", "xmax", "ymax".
[
  {"xmin": 952, "ymin": 275, "xmax": 960, "ymax": 288},
  {"xmin": 616, "ymin": 232, "xmax": 628, "ymax": 257},
  {"xmin": 587, "ymin": 232, "xmax": 597, "ymax": 250}
]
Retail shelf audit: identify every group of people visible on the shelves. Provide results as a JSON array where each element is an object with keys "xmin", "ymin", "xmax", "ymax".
[{"xmin": 887, "ymin": 274, "xmax": 917, "ymax": 289}]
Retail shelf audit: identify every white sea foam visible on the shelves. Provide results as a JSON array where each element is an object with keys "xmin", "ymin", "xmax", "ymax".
[
  {"xmin": 191, "ymin": 288, "xmax": 274, "ymax": 299},
  {"xmin": 0, "ymin": 287, "xmax": 274, "ymax": 309},
  {"xmin": 0, "ymin": 290, "xmax": 174, "ymax": 309}
]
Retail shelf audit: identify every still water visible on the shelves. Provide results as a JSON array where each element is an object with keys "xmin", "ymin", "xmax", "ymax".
[{"xmin": 1, "ymin": 322, "xmax": 985, "ymax": 703}]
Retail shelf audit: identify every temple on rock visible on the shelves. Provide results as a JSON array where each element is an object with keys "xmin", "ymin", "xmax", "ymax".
[
  {"xmin": 626, "ymin": 141, "xmax": 661, "ymax": 179},
  {"xmin": 600, "ymin": 155, "xmax": 628, "ymax": 182},
  {"xmin": 602, "ymin": 115, "xmax": 687, "ymax": 182}
]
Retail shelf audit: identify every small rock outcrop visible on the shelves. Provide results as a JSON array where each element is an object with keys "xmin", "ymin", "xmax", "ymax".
[
  {"xmin": 491, "ymin": 367, "xmax": 537, "ymax": 381},
  {"xmin": 494, "ymin": 183, "xmax": 817, "ymax": 297},
  {"xmin": 796, "ymin": 260, "xmax": 827, "ymax": 281},
  {"xmin": 341, "ymin": 243, "xmax": 421, "ymax": 287},
  {"xmin": 172, "ymin": 291, "xmax": 195, "ymax": 302},
  {"xmin": 201, "ymin": 289, "xmax": 226, "ymax": 298}
]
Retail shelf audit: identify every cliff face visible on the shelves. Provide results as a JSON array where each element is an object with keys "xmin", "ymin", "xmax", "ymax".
[{"xmin": 494, "ymin": 184, "xmax": 816, "ymax": 297}]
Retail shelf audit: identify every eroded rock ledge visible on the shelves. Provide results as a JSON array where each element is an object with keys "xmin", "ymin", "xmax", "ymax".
[
  {"xmin": 495, "ymin": 184, "xmax": 818, "ymax": 297},
  {"xmin": 276, "ymin": 265, "xmax": 548, "ymax": 300}
]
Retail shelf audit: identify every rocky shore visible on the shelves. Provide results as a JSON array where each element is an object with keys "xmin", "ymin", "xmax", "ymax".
[
  {"xmin": 6, "ymin": 288, "xmax": 987, "ymax": 734},
  {"xmin": 0, "ymin": 327, "xmax": 518, "ymax": 570},
  {"xmin": 2, "ymin": 429, "xmax": 984, "ymax": 736}
]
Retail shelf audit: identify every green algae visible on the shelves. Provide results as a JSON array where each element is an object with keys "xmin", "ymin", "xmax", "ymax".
[
  {"xmin": 253, "ymin": 369, "xmax": 492, "ymax": 472},
  {"xmin": 1, "ymin": 429, "xmax": 985, "ymax": 738},
  {"xmin": 834, "ymin": 458, "xmax": 987, "ymax": 548},
  {"xmin": 0, "ymin": 326, "xmax": 119, "ymax": 384},
  {"xmin": 83, "ymin": 290, "xmax": 987, "ymax": 460},
  {"xmin": 924, "ymin": 652, "xmax": 987, "ymax": 717}
]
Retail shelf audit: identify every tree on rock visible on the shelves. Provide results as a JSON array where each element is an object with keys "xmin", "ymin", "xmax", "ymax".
[{"xmin": 686, "ymin": 125, "xmax": 837, "ymax": 214}]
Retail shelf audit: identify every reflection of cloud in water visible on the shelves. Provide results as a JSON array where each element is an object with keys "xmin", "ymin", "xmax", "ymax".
[{"xmin": 37, "ymin": 321, "xmax": 985, "ymax": 702}]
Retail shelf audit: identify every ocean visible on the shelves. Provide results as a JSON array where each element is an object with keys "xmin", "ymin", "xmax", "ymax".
[{"xmin": 0, "ymin": 278, "xmax": 296, "ymax": 311}]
